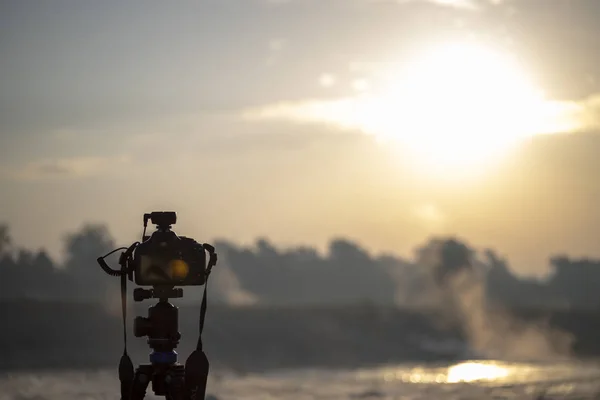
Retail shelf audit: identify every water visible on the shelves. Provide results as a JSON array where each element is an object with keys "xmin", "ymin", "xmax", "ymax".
[{"xmin": 2, "ymin": 361, "xmax": 600, "ymax": 400}]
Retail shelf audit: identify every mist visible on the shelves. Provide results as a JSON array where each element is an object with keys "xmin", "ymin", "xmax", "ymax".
[{"xmin": 415, "ymin": 239, "xmax": 574, "ymax": 361}]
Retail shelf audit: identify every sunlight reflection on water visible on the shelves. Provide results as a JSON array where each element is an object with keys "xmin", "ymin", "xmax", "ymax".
[
  {"xmin": 379, "ymin": 361, "xmax": 515, "ymax": 384},
  {"xmin": 371, "ymin": 359, "xmax": 600, "ymax": 390},
  {"xmin": 3, "ymin": 361, "xmax": 600, "ymax": 399},
  {"xmin": 447, "ymin": 361, "xmax": 509, "ymax": 383}
]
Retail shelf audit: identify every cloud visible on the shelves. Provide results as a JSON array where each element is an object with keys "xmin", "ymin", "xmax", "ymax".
[
  {"xmin": 268, "ymin": 38, "xmax": 287, "ymax": 52},
  {"xmin": 573, "ymin": 94, "xmax": 600, "ymax": 131},
  {"xmin": 413, "ymin": 203, "xmax": 445, "ymax": 225},
  {"xmin": 265, "ymin": 0, "xmax": 293, "ymax": 4},
  {"xmin": 403, "ymin": 0, "xmax": 479, "ymax": 9},
  {"xmin": 266, "ymin": 38, "xmax": 289, "ymax": 66},
  {"xmin": 262, "ymin": 0, "xmax": 497, "ymax": 10},
  {"xmin": 352, "ymin": 79, "xmax": 370, "ymax": 92},
  {"xmin": 241, "ymin": 97, "xmax": 368, "ymax": 132},
  {"xmin": 241, "ymin": 90, "xmax": 598, "ymax": 141},
  {"xmin": 363, "ymin": 0, "xmax": 531, "ymax": 13},
  {"xmin": 318, "ymin": 73, "xmax": 337, "ymax": 88},
  {"xmin": 367, "ymin": 0, "xmax": 482, "ymax": 10},
  {"xmin": 4, "ymin": 155, "xmax": 131, "ymax": 181}
]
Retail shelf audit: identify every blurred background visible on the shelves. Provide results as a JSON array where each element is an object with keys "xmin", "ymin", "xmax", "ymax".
[{"xmin": 3, "ymin": 0, "xmax": 600, "ymax": 399}]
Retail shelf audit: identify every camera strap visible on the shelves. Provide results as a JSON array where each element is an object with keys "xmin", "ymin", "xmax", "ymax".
[
  {"xmin": 196, "ymin": 276, "xmax": 209, "ymax": 351},
  {"xmin": 118, "ymin": 245, "xmax": 137, "ymax": 400},
  {"xmin": 118, "ymin": 267, "xmax": 134, "ymax": 399},
  {"xmin": 184, "ymin": 243, "xmax": 217, "ymax": 400},
  {"xmin": 197, "ymin": 242, "xmax": 217, "ymax": 351}
]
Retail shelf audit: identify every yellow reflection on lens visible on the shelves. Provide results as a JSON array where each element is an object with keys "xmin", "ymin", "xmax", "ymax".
[{"xmin": 169, "ymin": 260, "xmax": 189, "ymax": 280}]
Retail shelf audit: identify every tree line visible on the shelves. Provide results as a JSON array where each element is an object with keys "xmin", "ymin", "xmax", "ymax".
[{"xmin": 1, "ymin": 223, "xmax": 599, "ymax": 309}]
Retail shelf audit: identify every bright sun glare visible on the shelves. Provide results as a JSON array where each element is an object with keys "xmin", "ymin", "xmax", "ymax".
[
  {"xmin": 249, "ymin": 41, "xmax": 581, "ymax": 180},
  {"xmin": 355, "ymin": 42, "xmax": 575, "ymax": 177}
]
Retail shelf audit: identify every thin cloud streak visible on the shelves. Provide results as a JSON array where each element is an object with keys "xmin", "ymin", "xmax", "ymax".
[
  {"xmin": 241, "ymin": 93, "xmax": 590, "ymax": 139},
  {"xmin": 365, "ymin": 0, "xmax": 501, "ymax": 10},
  {"xmin": 2, "ymin": 155, "xmax": 132, "ymax": 181},
  {"xmin": 393, "ymin": 0, "xmax": 479, "ymax": 9}
]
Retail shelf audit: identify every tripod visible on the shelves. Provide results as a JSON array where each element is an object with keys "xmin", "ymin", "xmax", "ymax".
[
  {"xmin": 96, "ymin": 212, "xmax": 218, "ymax": 400},
  {"xmin": 127, "ymin": 287, "xmax": 183, "ymax": 399},
  {"xmin": 117, "ymin": 283, "xmax": 211, "ymax": 400}
]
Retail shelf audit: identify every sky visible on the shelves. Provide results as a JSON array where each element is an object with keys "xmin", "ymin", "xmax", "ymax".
[{"xmin": 2, "ymin": 0, "xmax": 600, "ymax": 276}]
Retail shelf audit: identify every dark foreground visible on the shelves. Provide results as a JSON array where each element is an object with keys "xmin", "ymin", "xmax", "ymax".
[{"xmin": 1, "ymin": 300, "xmax": 600, "ymax": 372}]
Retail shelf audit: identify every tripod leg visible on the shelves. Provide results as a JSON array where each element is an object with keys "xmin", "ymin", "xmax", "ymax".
[
  {"xmin": 130, "ymin": 365, "xmax": 153, "ymax": 400},
  {"xmin": 165, "ymin": 364, "xmax": 186, "ymax": 400}
]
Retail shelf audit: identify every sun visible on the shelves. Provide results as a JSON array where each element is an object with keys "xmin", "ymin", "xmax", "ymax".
[
  {"xmin": 351, "ymin": 42, "xmax": 576, "ymax": 179},
  {"xmin": 244, "ymin": 40, "xmax": 579, "ymax": 180}
]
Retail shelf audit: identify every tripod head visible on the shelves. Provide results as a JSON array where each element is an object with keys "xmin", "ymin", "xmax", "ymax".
[
  {"xmin": 96, "ymin": 212, "xmax": 218, "ymax": 400},
  {"xmin": 133, "ymin": 286, "xmax": 183, "ymax": 302},
  {"xmin": 133, "ymin": 286, "xmax": 184, "ymax": 365}
]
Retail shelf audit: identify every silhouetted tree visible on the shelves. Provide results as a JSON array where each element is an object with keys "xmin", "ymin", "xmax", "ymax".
[
  {"xmin": 484, "ymin": 249, "xmax": 554, "ymax": 308},
  {"xmin": 0, "ymin": 224, "xmax": 11, "ymax": 254},
  {"xmin": 62, "ymin": 224, "xmax": 115, "ymax": 301},
  {"xmin": 0, "ymin": 224, "xmax": 61, "ymax": 299},
  {"xmin": 547, "ymin": 256, "xmax": 600, "ymax": 308},
  {"xmin": 4, "ymin": 221, "xmax": 600, "ymax": 310},
  {"xmin": 415, "ymin": 237, "xmax": 474, "ymax": 285},
  {"xmin": 0, "ymin": 251, "xmax": 19, "ymax": 299},
  {"xmin": 217, "ymin": 237, "xmax": 398, "ymax": 305}
]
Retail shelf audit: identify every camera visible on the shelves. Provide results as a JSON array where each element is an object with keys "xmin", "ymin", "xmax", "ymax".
[
  {"xmin": 97, "ymin": 211, "xmax": 217, "ymax": 400},
  {"xmin": 130, "ymin": 211, "xmax": 209, "ymax": 287}
]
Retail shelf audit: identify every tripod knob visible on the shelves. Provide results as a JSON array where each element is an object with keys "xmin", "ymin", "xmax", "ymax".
[
  {"xmin": 133, "ymin": 316, "xmax": 151, "ymax": 337},
  {"xmin": 133, "ymin": 288, "xmax": 152, "ymax": 302}
]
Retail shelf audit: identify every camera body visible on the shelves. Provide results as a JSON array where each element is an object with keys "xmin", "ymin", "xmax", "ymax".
[{"xmin": 130, "ymin": 212, "xmax": 208, "ymax": 287}]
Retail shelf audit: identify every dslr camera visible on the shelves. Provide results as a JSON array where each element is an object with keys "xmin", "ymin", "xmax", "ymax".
[
  {"xmin": 96, "ymin": 211, "xmax": 217, "ymax": 400},
  {"xmin": 130, "ymin": 211, "xmax": 210, "ymax": 287}
]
